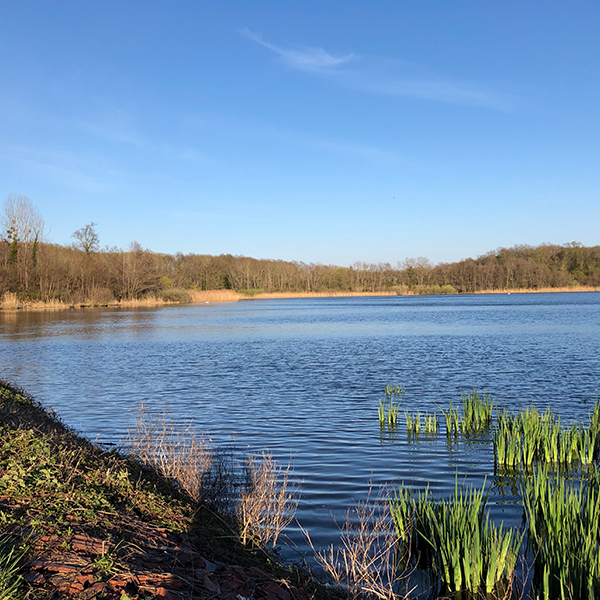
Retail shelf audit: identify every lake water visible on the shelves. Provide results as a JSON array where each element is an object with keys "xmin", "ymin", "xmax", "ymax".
[{"xmin": 1, "ymin": 292, "xmax": 600, "ymax": 565}]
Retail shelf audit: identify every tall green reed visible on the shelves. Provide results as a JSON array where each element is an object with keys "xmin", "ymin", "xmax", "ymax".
[
  {"xmin": 460, "ymin": 389, "xmax": 494, "ymax": 434},
  {"xmin": 493, "ymin": 403, "xmax": 600, "ymax": 471},
  {"xmin": 404, "ymin": 411, "xmax": 438, "ymax": 436},
  {"xmin": 390, "ymin": 478, "xmax": 522, "ymax": 596},
  {"xmin": 522, "ymin": 468, "xmax": 600, "ymax": 600},
  {"xmin": 378, "ymin": 385, "xmax": 404, "ymax": 429}
]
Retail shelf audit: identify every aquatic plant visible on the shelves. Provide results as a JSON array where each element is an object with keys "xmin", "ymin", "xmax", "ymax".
[
  {"xmin": 379, "ymin": 386, "xmax": 404, "ymax": 429},
  {"xmin": 522, "ymin": 468, "xmax": 600, "ymax": 600},
  {"xmin": 437, "ymin": 401, "xmax": 460, "ymax": 437},
  {"xmin": 460, "ymin": 389, "xmax": 494, "ymax": 434},
  {"xmin": 404, "ymin": 411, "xmax": 438, "ymax": 436},
  {"xmin": 385, "ymin": 384, "xmax": 404, "ymax": 398},
  {"xmin": 390, "ymin": 478, "xmax": 522, "ymax": 596},
  {"xmin": 492, "ymin": 404, "xmax": 600, "ymax": 472}
]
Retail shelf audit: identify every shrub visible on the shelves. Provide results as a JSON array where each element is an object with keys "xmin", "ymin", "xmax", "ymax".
[{"xmin": 160, "ymin": 288, "xmax": 192, "ymax": 303}]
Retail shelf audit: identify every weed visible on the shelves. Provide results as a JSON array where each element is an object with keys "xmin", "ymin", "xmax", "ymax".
[{"xmin": 379, "ymin": 386, "xmax": 404, "ymax": 429}]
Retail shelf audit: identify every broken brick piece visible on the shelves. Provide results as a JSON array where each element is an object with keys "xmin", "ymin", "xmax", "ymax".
[
  {"xmin": 71, "ymin": 534, "xmax": 109, "ymax": 555},
  {"xmin": 155, "ymin": 587, "xmax": 180, "ymax": 600}
]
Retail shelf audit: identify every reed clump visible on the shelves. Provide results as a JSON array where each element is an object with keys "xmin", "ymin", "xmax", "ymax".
[
  {"xmin": 390, "ymin": 479, "xmax": 522, "ymax": 597},
  {"xmin": 460, "ymin": 389, "xmax": 494, "ymax": 433},
  {"xmin": 493, "ymin": 403, "xmax": 600, "ymax": 471},
  {"xmin": 522, "ymin": 468, "xmax": 600, "ymax": 600},
  {"xmin": 378, "ymin": 385, "xmax": 404, "ymax": 429},
  {"xmin": 437, "ymin": 400, "xmax": 460, "ymax": 437},
  {"xmin": 404, "ymin": 411, "xmax": 438, "ymax": 436}
]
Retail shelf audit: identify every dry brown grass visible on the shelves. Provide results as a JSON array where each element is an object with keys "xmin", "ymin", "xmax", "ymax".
[
  {"xmin": 124, "ymin": 406, "xmax": 214, "ymax": 503},
  {"xmin": 189, "ymin": 289, "xmax": 244, "ymax": 303},
  {"xmin": 473, "ymin": 285, "xmax": 600, "ymax": 294},
  {"xmin": 304, "ymin": 492, "xmax": 415, "ymax": 600},
  {"xmin": 249, "ymin": 291, "xmax": 400, "ymax": 299},
  {"xmin": 125, "ymin": 407, "xmax": 299, "ymax": 550},
  {"xmin": 239, "ymin": 452, "xmax": 299, "ymax": 549},
  {"xmin": 0, "ymin": 294, "xmax": 193, "ymax": 311}
]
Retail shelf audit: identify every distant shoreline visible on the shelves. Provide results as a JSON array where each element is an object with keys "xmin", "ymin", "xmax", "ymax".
[{"xmin": 2, "ymin": 285, "xmax": 599, "ymax": 312}]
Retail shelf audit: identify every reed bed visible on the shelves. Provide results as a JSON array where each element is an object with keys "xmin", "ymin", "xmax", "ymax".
[
  {"xmin": 493, "ymin": 403, "xmax": 600, "ymax": 471},
  {"xmin": 473, "ymin": 285, "xmax": 600, "ymax": 295},
  {"xmin": 189, "ymin": 289, "xmax": 244, "ymax": 303},
  {"xmin": 390, "ymin": 479, "xmax": 521, "ymax": 596},
  {"xmin": 522, "ymin": 468, "xmax": 600, "ymax": 600}
]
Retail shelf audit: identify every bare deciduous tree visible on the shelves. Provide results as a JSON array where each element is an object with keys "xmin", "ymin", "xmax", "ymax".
[
  {"xmin": 2, "ymin": 194, "xmax": 44, "ymax": 243},
  {"xmin": 72, "ymin": 222, "xmax": 100, "ymax": 254}
]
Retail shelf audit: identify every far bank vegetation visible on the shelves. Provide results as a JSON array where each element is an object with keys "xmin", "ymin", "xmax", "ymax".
[{"xmin": 2, "ymin": 195, "xmax": 600, "ymax": 309}]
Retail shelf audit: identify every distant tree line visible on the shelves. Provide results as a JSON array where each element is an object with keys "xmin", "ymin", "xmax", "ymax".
[{"xmin": 1, "ymin": 195, "xmax": 599, "ymax": 305}]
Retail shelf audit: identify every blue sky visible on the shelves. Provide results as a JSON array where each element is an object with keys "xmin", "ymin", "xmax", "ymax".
[{"xmin": 1, "ymin": 1, "xmax": 599, "ymax": 266}]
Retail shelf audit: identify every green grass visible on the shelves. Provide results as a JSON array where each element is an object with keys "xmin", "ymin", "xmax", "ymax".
[
  {"xmin": 437, "ymin": 400, "xmax": 460, "ymax": 437},
  {"xmin": 460, "ymin": 389, "xmax": 494, "ymax": 433},
  {"xmin": 404, "ymin": 411, "xmax": 438, "ymax": 435}
]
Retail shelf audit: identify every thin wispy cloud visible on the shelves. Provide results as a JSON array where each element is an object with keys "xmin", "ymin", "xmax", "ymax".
[
  {"xmin": 240, "ymin": 27, "xmax": 353, "ymax": 71},
  {"xmin": 241, "ymin": 28, "xmax": 514, "ymax": 110}
]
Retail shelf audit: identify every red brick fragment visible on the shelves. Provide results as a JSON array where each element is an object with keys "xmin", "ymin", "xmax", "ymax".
[
  {"xmin": 258, "ymin": 582, "xmax": 291, "ymax": 600},
  {"xmin": 108, "ymin": 578, "xmax": 128, "ymax": 590},
  {"xmin": 49, "ymin": 574, "xmax": 73, "ymax": 592},
  {"xmin": 37, "ymin": 534, "xmax": 60, "ymax": 544},
  {"xmin": 77, "ymin": 573, "xmax": 96, "ymax": 585},
  {"xmin": 224, "ymin": 575, "xmax": 247, "ymax": 595},
  {"xmin": 28, "ymin": 560, "xmax": 80, "ymax": 573},
  {"xmin": 155, "ymin": 587, "xmax": 180, "ymax": 600},
  {"xmin": 203, "ymin": 573, "xmax": 220, "ymax": 594},
  {"xmin": 296, "ymin": 588, "xmax": 311, "ymax": 600},
  {"xmin": 71, "ymin": 533, "xmax": 109, "ymax": 555}
]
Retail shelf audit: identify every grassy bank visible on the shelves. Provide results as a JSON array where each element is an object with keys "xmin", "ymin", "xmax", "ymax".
[{"xmin": 0, "ymin": 380, "xmax": 334, "ymax": 600}]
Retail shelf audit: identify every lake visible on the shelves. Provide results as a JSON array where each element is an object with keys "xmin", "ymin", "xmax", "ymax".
[{"xmin": 1, "ymin": 292, "xmax": 600, "ymax": 564}]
